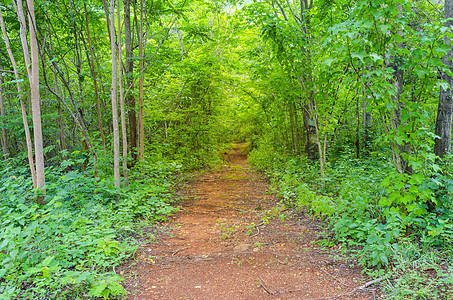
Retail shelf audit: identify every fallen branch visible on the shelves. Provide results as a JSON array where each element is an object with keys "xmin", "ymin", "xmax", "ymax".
[
  {"xmin": 298, "ymin": 277, "xmax": 383, "ymax": 300},
  {"xmin": 260, "ymin": 276, "xmax": 304, "ymax": 295},
  {"xmin": 259, "ymin": 276, "xmax": 275, "ymax": 295},
  {"xmin": 172, "ymin": 247, "xmax": 188, "ymax": 256}
]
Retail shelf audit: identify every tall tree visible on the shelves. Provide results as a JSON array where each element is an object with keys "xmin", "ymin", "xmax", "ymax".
[
  {"xmin": 110, "ymin": 0, "xmax": 120, "ymax": 187},
  {"xmin": 118, "ymin": 0, "xmax": 129, "ymax": 186},
  {"xmin": 139, "ymin": 0, "xmax": 144, "ymax": 161},
  {"xmin": 435, "ymin": 0, "xmax": 453, "ymax": 158},
  {"xmin": 0, "ymin": 68, "xmax": 9, "ymax": 159},
  {"xmin": 27, "ymin": 0, "xmax": 46, "ymax": 201}
]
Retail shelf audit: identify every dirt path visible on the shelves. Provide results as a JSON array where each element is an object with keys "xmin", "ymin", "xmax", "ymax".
[{"xmin": 125, "ymin": 143, "xmax": 377, "ymax": 299}]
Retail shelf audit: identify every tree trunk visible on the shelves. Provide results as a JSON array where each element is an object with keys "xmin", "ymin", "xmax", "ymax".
[
  {"xmin": 14, "ymin": 0, "xmax": 31, "ymax": 80},
  {"xmin": 0, "ymin": 69, "xmax": 9, "ymax": 159},
  {"xmin": 84, "ymin": 3, "xmax": 106, "ymax": 149},
  {"xmin": 118, "ymin": 0, "xmax": 129, "ymax": 186},
  {"xmin": 139, "ymin": 0, "xmax": 145, "ymax": 161},
  {"xmin": 27, "ymin": 0, "xmax": 46, "ymax": 202},
  {"xmin": 302, "ymin": 102, "xmax": 316, "ymax": 159},
  {"xmin": 362, "ymin": 86, "xmax": 372, "ymax": 150},
  {"xmin": 1, "ymin": 5, "xmax": 37, "ymax": 188},
  {"xmin": 124, "ymin": 0, "xmax": 137, "ymax": 162},
  {"xmin": 435, "ymin": 0, "xmax": 453, "ymax": 158},
  {"xmin": 355, "ymin": 92, "xmax": 360, "ymax": 159},
  {"xmin": 110, "ymin": 0, "xmax": 120, "ymax": 187}
]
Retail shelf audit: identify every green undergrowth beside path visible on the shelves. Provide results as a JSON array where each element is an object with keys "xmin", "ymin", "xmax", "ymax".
[
  {"xmin": 249, "ymin": 147, "xmax": 453, "ymax": 299},
  {"xmin": 0, "ymin": 156, "xmax": 180, "ymax": 299}
]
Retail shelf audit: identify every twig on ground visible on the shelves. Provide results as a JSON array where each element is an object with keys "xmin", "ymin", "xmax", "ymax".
[
  {"xmin": 250, "ymin": 226, "xmax": 260, "ymax": 237},
  {"xmin": 296, "ymin": 277, "xmax": 384, "ymax": 300},
  {"xmin": 259, "ymin": 276, "xmax": 276, "ymax": 295},
  {"xmin": 250, "ymin": 221, "xmax": 265, "ymax": 237},
  {"xmin": 172, "ymin": 247, "xmax": 188, "ymax": 256},
  {"xmin": 260, "ymin": 276, "xmax": 306, "ymax": 295}
]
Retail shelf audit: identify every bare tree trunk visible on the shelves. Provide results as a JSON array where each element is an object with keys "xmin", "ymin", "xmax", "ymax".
[
  {"xmin": 102, "ymin": 0, "xmax": 112, "ymax": 43},
  {"xmin": 69, "ymin": 0, "xmax": 87, "ymax": 128},
  {"xmin": 118, "ymin": 0, "xmax": 129, "ymax": 186},
  {"xmin": 0, "ymin": 69, "xmax": 9, "ymax": 159},
  {"xmin": 110, "ymin": 0, "xmax": 120, "ymax": 187},
  {"xmin": 14, "ymin": 0, "xmax": 31, "ymax": 79},
  {"xmin": 435, "ymin": 0, "xmax": 453, "ymax": 159},
  {"xmin": 362, "ymin": 82, "xmax": 372, "ymax": 150},
  {"xmin": 1, "ymin": 6, "xmax": 37, "ymax": 188},
  {"xmin": 139, "ymin": 0, "xmax": 144, "ymax": 161},
  {"xmin": 84, "ymin": 3, "xmax": 106, "ymax": 149},
  {"xmin": 355, "ymin": 91, "xmax": 360, "ymax": 158},
  {"xmin": 27, "ymin": 0, "xmax": 46, "ymax": 202},
  {"xmin": 124, "ymin": 0, "xmax": 137, "ymax": 162}
]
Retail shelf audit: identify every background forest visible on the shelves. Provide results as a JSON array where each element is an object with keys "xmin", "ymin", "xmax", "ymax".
[{"xmin": 0, "ymin": 0, "xmax": 452, "ymax": 298}]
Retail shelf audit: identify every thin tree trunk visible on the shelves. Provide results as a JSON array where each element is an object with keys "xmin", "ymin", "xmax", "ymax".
[
  {"xmin": 355, "ymin": 90, "xmax": 360, "ymax": 158},
  {"xmin": 27, "ymin": 0, "xmax": 46, "ymax": 202},
  {"xmin": 1, "ymin": 6, "xmax": 37, "ymax": 188},
  {"xmin": 118, "ymin": 0, "xmax": 129, "ymax": 186},
  {"xmin": 13, "ymin": 0, "xmax": 31, "ymax": 79},
  {"xmin": 110, "ymin": 0, "xmax": 120, "ymax": 187},
  {"xmin": 435, "ymin": 0, "xmax": 453, "ymax": 158},
  {"xmin": 70, "ymin": 0, "xmax": 86, "ymax": 127},
  {"xmin": 124, "ymin": 0, "xmax": 137, "ymax": 162},
  {"xmin": 362, "ymin": 78, "xmax": 372, "ymax": 150},
  {"xmin": 102, "ymin": 0, "xmax": 112, "ymax": 42},
  {"xmin": 84, "ymin": 3, "xmax": 106, "ymax": 149},
  {"xmin": 139, "ymin": 0, "xmax": 144, "ymax": 161},
  {"xmin": 0, "ymin": 69, "xmax": 9, "ymax": 159}
]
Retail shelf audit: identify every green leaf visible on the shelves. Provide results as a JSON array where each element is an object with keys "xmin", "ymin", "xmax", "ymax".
[
  {"xmin": 367, "ymin": 231, "xmax": 379, "ymax": 244},
  {"xmin": 9, "ymin": 249, "xmax": 18, "ymax": 261},
  {"xmin": 88, "ymin": 281, "xmax": 109, "ymax": 297},
  {"xmin": 415, "ymin": 69, "xmax": 428, "ymax": 78},
  {"xmin": 369, "ymin": 53, "xmax": 383, "ymax": 62},
  {"xmin": 322, "ymin": 57, "xmax": 335, "ymax": 67},
  {"xmin": 351, "ymin": 51, "xmax": 366, "ymax": 62},
  {"xmin": 42, "ymin": 256, "xmax": 54, "ymax": 267}
]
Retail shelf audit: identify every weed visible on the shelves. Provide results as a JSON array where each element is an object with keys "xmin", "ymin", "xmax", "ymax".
[{"xmin": 217, "ymin": 221, "xmax": 236, "ymax": 239}]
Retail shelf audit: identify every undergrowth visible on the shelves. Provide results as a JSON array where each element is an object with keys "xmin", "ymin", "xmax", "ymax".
[
  {"xmin": 0, "ymin": 153, "xmax": 180, "ymax": 299},
  {"xmin": 249, "ymin": 145, "xmax": 453, "ymax": 299}
]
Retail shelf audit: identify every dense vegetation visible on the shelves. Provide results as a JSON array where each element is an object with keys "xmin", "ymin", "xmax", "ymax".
[{"xmin": 0, "ymin": 0, "xmax": 452, "ymax": 298}]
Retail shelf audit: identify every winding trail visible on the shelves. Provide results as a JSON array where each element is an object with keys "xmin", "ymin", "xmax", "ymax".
[{"xmin": 126, "ymin": 143, "xmax": 376, "ymax": 299}]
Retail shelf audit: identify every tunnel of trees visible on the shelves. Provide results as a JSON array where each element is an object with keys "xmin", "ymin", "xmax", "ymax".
[{"xmin": 0, "ymin": 0, "xmax": 452, "ymax": 298}]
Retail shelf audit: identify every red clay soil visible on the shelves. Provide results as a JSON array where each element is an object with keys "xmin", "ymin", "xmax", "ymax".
[{"xmin": 123, "ymin": 143, "xmax": 380, "ymax": 300}]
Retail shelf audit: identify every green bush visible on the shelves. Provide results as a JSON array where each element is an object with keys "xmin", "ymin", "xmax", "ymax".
[{"xmin": 0, "ymin": 154, "xmax": 178, "ymax": 299}]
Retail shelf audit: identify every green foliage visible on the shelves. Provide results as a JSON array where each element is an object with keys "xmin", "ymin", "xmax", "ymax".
[
  {"xmin": 250, "ymin": 143, "xmax": 453, "ymax": 296},
  {"xmin": 0, "ymin": 153, "xmax": 178, "ymax": 299}
]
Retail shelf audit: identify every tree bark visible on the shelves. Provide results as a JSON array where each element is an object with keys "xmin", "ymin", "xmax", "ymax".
[
  {"xmin": 118, "ymin": 0, "xmax": 129, "ymax": 186},
  {"xmin": 139, "ymin": 0, "xmax": 145, "ymax": 161},
  {"xmin": 110, "ymin": 0, "xmax": 120, "ymax": 187},
  {"xmin": 435, "ymin": 0, "xmax": 453, "ymax": 158},
  {"xmin": 0, "ymin": 69, "xmax": 9, "ymax": 159},
  {"xmin": 14, "ymin": 0, "xmax": 31, "ymax": 80},
  {"xmin": 27, "ymin": 0, "xmax": 46, "ymax": 202}
]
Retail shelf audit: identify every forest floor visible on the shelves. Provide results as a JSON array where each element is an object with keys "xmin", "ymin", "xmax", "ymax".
[{"xmin": 123, "ymin": 143, "xmax": 380, "ymax": 299}]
